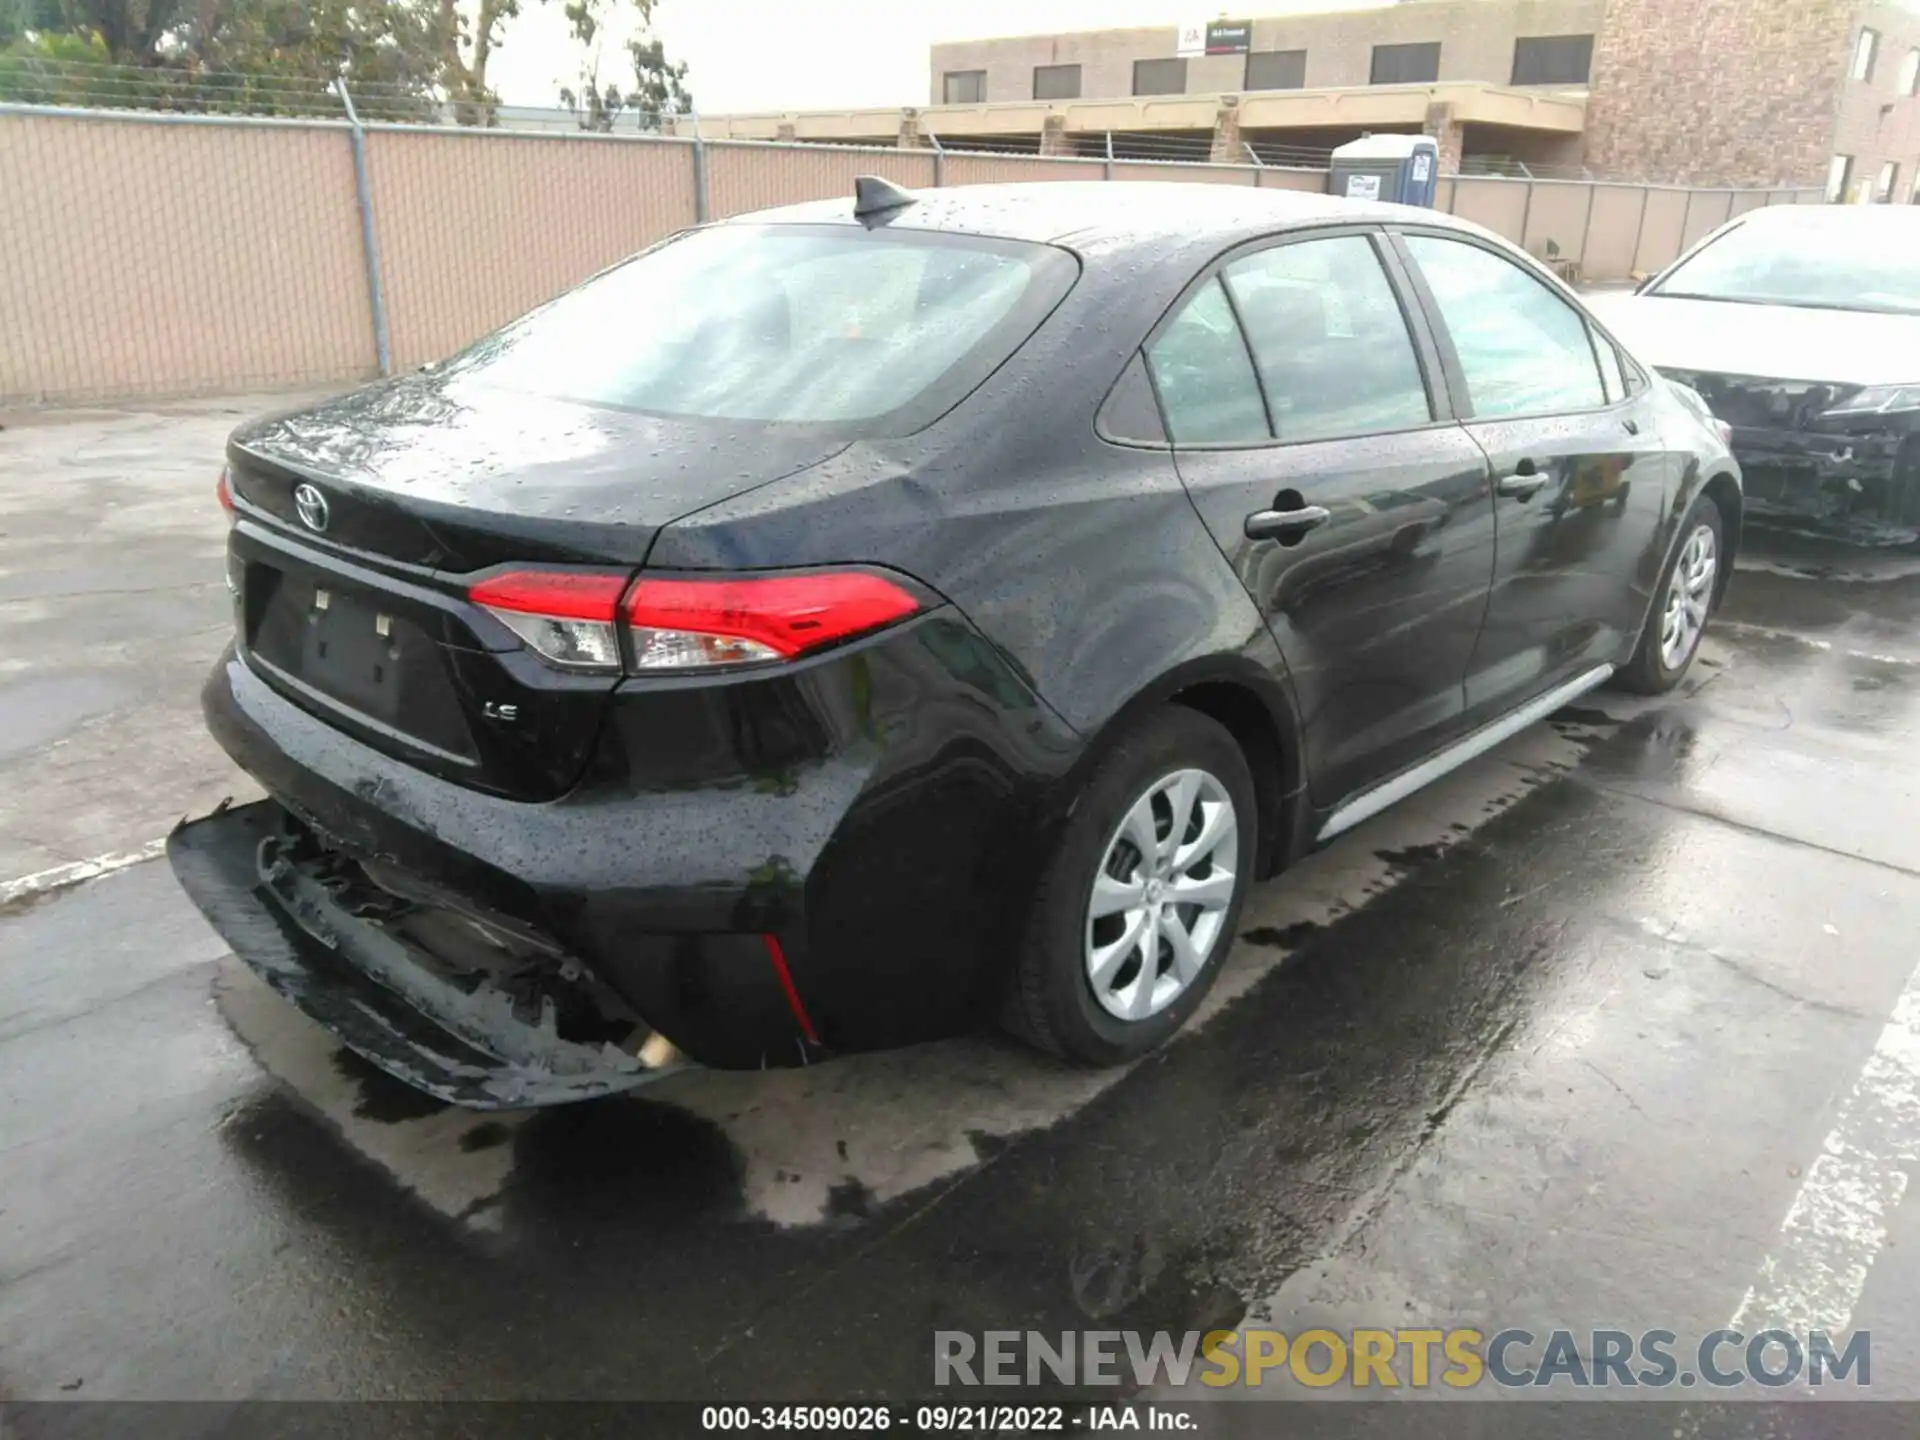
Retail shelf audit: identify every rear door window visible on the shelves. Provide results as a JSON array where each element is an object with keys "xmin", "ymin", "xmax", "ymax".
[
  {"xmin": 1145, "ymin": 278, "xmax": 1270, "ymax": 444},
  {"xmin": 1221, "ymin": 234, "xmax": 1433, "ymax": 442},
  {"xmin": 1594, "ymin": 331, "xmax": 1629, "ymax": 403}
]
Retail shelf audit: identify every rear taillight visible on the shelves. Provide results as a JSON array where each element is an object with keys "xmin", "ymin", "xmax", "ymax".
[
  {"xmin": 216, "ymin": 466, "xmax": 236, "ymax": 519},
  {"xmin": 469, "ymin": 570, "xmax": 628, "ymax": 672},
  {"xmin": 465, "ymin": 568, "xmax": 924, "ymax": 675},
  {"xmin": 1713, "ymin": 418, "xmax": 1733, "ymax": 446},
  {"xmin": 624, "ymin": 573, "xmax": 921, "ymax": 672}
]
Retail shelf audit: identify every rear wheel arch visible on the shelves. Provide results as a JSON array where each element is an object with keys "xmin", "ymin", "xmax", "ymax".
[
  {"xmin": 1063, "ymin": 658, "xmax": 1305, "ymax": 882},
  {"xmin": 1634, "ymin": 461, "xmax": 1740, "ymax": 644},
  {"xmin": 1699, "ymin": 470, "xmax": 1741, "ymax": 603},
  {"xmin": 1165, "ymin": 680, "xmax": 1295, "ymax": 880},
  {"xmin": 1616, "ymin": 489, "xmax": 1726, "ymax": 695}
]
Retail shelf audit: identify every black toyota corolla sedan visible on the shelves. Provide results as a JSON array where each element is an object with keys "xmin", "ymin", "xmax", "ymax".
[{"xmin": 171, "ymin": 179, "xmax": 1741, "ymax": 1108}]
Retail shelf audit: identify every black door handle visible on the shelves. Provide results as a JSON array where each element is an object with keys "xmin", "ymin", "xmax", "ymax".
[
  {"xmin": 1623, "ymin": 417, "xmax": 1641, "ymax": 435},
  {"xmin": 1495, "ymin": 459, "xmax": 1547, "ymax": 500},
  {"xmin": 1245, "ymin": 504, "xmax": 1332, "ymax": 541}
]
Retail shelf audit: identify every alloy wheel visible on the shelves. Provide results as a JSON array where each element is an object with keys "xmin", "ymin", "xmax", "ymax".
[
  {"xmin": 1659, "ymin": 523, "xmax": 1717, "ymax": 671},
  {"xmin": 1083, "ymin": 768, "xmax": 1239, "ymax": 1022}
]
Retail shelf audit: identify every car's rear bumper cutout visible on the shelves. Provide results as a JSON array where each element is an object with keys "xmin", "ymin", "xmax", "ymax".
[{"xmin": 168, "ymin": 800, "xmax": 686, "ymax": 1109}]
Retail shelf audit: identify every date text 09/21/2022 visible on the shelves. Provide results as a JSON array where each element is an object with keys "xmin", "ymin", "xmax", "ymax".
[{"xmin": 700, "ymin": 1406, "xmax": 1180, "ymax": 1432}]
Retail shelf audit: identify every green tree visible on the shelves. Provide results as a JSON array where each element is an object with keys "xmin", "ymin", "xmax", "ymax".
[
  {"xmin": 555, "ymin": 0, "xmax": 690, "ymax": 132},
  {"xmin": 0, "ymin": 0, "xmax": 449, "ymax": 117},
  {"xmin": 0, "ymin": 0, "xmax": 688, "ymax": 125}
]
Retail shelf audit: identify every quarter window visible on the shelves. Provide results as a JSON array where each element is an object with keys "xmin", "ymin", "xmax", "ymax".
[
  {"xmin": 1221, "ymin": 236, "xmax": 1432, "ymax": 442},
  {"xmin": 1403, "ymin": 235, "xmax": 1606, "ymax": 418},
  {"xmin": 1145, "ymin": 279, "xmax": 1269, "ymax": 444}
]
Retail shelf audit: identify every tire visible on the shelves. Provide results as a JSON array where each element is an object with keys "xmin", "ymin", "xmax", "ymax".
[
  {"xmin": 1003, "ymin": 706, "xmax": 1257, "ymax": 1066},
  {"xmin": 1616, "ymin": 494, "xmax": 1725, "ymax": 695}
]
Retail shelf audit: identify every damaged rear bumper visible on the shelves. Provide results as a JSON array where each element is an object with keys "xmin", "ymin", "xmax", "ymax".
[{"xmin": 169, "ymin": 800, "xmax": 686, "ymax": 1109}]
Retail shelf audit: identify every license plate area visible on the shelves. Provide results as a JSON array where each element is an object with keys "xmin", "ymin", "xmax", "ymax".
[
  {"xmin": 247, "ymin": 567, "xmax": 471, "ymax": 755},
  {"xmin": 301, "ymin": 585, "xmax": 404, "ymax": 720}
]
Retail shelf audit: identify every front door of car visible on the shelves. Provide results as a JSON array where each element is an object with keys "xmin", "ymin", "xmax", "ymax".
[
  {"xmin": 1392, "ymin": 230, "xmax": 1675, "ymax": 721},
  {"xmin": 1149, "ymin": 228, "xmax": 1497, "ymax": 809}
]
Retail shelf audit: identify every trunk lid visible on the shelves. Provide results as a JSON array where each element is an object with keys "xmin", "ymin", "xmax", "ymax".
[
  {"xmin": 228, "ymin": 372, "xmax": 848, "ymax": 569},
  {"xmin": 224, "ymin": 373, "xmax": 846, "ymax": 801}
]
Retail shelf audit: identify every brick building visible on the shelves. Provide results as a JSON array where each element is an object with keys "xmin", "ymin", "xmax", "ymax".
[
  {"xmin": 1585, "ymin": 0, "xmax": 1920, "ymax": 193},
  {"xmin": 679, "ymin": 0, "xmax": 1920, "ymax": 190}
]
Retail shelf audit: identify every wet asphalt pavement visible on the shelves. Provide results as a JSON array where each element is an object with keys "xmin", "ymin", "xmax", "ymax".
[{"xmin": 4, "ymin": 401, "xmax": 1920, "ymax": 1425}]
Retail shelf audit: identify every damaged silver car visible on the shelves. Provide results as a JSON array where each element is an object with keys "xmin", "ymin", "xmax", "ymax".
[{"xmin": 1591, "ymin": 205, "xmax": 1920, "ymax": 547}]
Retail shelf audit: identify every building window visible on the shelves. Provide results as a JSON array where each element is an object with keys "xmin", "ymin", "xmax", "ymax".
[
  {"xmin": 1851, "ymin": 28, "xmax": 1879, "ymax": 81},
  {"xmin": 1511, "ymin": 34, "xmax": 1594, "ymax": 85},
  {"xmin": 1032, "ymin": 64, "xmax": 1081, "ymax": 100},
  {"xmin": 1244, "ymin": 49, "xmax": 1307, "ymax": 91},
  {"xmin": 1827, "ymin": 154, "xmax": 1855, "ymax": 202},
  {"xmin": 1875, "ymin": 161, "xmax": 1900, "ymax": 203},
  {"xmin": 1133, "ymin": 57, "xmax": 1188, "ymax": 95},
  {"xmin": 1899, "ymin": 48, "xmax": 1920, "ymax": 96},
  {"xmin": 942, "ymin": 70, "xmax": 986, "ymax": 104},
  {"xmin": 1370, "ymin": 42, "xmax": 1441, "ymax": 85}
]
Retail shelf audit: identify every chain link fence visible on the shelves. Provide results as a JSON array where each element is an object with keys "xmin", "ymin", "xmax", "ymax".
[{"xmin": 0, "ymin": 99, "xmax": 1820, "ymax": 407}]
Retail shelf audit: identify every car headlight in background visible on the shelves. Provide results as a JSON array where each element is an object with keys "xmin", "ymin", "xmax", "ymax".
[{"xmin": 1823, "ymin": 384, "xmax": 1920, "ymax": 417}]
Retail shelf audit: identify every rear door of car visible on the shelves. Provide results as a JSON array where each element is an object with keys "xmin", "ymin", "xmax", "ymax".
[
  {"xmin": 1389, "ymin": 228, "xmax": 1676, "ymax": 723},
  {"xmin": 1146, "ymin": 225, "xmax": 1498, "ymax": 809}
]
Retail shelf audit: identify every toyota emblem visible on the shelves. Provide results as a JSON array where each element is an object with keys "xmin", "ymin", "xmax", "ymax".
[{"xmin": 293, "ymin": 482, "xmax": 330, "ymax": 533}]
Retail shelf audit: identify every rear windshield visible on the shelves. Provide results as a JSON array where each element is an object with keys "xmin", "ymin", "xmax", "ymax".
[
  {"xmin": 440, "ymin": 224, "xmax": 1078, "ymax": 433},
  {"xmin": 1650, "ymin": 215, "xmax": 1920, "ymax": 316}
]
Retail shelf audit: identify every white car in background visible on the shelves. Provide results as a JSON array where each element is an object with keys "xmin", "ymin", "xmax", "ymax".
[{"xmin": 1589, "ymin": 205, "xmax": 1920, "ymax": 546}]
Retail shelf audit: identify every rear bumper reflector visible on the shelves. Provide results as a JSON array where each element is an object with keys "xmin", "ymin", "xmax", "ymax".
[{"xmin": 762, "ymin": 933, "xmax": 821, "ymax": 1046}]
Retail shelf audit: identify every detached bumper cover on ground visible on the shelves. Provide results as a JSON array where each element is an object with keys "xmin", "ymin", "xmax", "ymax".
[{"xmin": 168, "ymin": 801, "xmax": 685, "ymax": 1108}]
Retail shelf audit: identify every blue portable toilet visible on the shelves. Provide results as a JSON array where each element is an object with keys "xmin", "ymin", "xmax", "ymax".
[{"xmin": 1328, "ymin": 135, "xmax": 1440, "ymax": 208}]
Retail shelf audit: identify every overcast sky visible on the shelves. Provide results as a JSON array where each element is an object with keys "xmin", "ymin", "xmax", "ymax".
[{"xmin": 486, "ymin": 0, "xmax": 1395, "ymax": 114}]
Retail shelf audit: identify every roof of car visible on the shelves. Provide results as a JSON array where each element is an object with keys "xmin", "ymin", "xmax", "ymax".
[
  {"xmin": 1738, "ymin": 202, "xmax": 1920, "ymax": 224},
  {"xmin": 732, "ymin": 181, "xmax": 1447, "ymax": 252}
]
